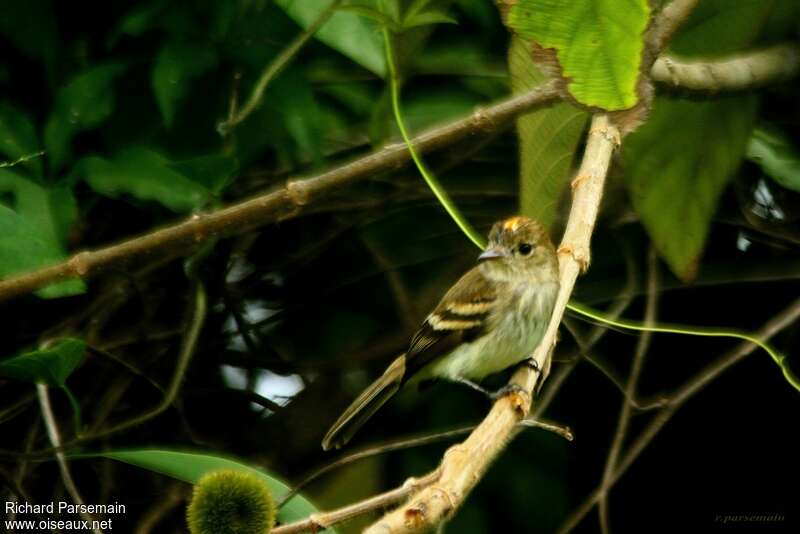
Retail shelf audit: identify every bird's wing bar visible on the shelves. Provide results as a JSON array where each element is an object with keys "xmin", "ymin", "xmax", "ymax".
[{"xmin": 403, "ymin": 267, "xmax": 497, "ymax": 380}]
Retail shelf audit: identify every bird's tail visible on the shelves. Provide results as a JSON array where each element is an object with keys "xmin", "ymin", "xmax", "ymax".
[{"xmin": 321, "ymin": 355, "xmax": 406, "ymax": 451}]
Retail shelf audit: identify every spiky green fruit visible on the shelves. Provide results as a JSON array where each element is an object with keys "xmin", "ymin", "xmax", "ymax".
[{"xmin": 187, "ymin": 470, "xmax": 275, "ymax": 534}]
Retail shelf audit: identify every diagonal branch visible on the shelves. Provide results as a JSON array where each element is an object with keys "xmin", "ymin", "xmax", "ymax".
[
  {"xmin": 363, "ymin": 114, "xmax": 620, "ymax": 533},
  {"xmin": 0, "ymin": 81, "xmax": 561, "ymax": 303},
  {"xmin": 272, "ymin": 469, "xmax": 441, "ymax": 534},
  {"xmin": 2, "ymin": 41, "xmax": 795, "ymax": 303},
  {"xmin": 647, "ymin": 0, "xmax": 700, "ymax": 57}
]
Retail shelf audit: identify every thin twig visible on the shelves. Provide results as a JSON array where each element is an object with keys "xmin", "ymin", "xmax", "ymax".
[
  {"xmin": 37, "ymin": 383, "xmax": 102, "ymax": 534},
  {"xmin": 0, "ymin": 150, "xmax": 45, "ymax": 168},
  {"xmin": 272, "ymin": 469, "xmax": 441, "ymax": 534},
  {"xmin": 0, "ymin": 82, "xmax": 560, "ymax": 302},
  {"xmin": 647, "ymin": 0, "xmax": 700, "ymax": 58},
  {"xmin": 218, "ymin": 1, "xmax": 343, "ymax": 134},
  {"xmin": 556, "ymin": 295, "xmax": 800, "ymax": 533},
  {"xmin": 598, "ymin": 247, "xmax": 659, "ymax": 534}
]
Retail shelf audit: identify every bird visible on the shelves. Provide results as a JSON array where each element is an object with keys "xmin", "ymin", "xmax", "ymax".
[{"xmin": 322, "ymin": 216, "xmax": 559, "ymax": 451}]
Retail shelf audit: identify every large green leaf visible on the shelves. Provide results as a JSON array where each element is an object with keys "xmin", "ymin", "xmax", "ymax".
[
  {"xmin": 509, "ymin": 36, "xmax": 588, "ymax": 230},
  {"xmin": 152, "ymin": 41, "xmax": 218, "ymax": 127},
  {"xmin": 747, "ymin": 129, "xmax": 800, "ymax": 193},
  {"xmin": 506, "ymin": 0, "xmax": 650, "ymax": 111},
  {"xmin": 623, "ymin": 96, "xmax": 757, "ymax": 281},
  {"xmin": 100, "ymin": 449, "xmax": 333, "ymax": 531},
  {"xmin": 44, "ymin": 63, "xmax": 126, "ymax": 169},
  {"xmin": 77, "ymin": 148, "xmax": 212, "ymax": 212},
  {"xmin": 169, "ymin": 154, "xmax": 238, "ymax": 194},
  {"xmin": 275, "ymin": 0, "xmax": 386, "ymax": 77},
  {"xmin": 268, "ymin": 72, "xmax": 324, "ymax": 165},
  {"xmin": 0, "ymin": 338, "xmax": 85, "ymax": 386},
  {"xmin": 0, "ymin": 103, "xmax": 43, "ymax": 178},
  {"xmin": 0, "ymin": 0, "xmax": 58, "ymax": 78},
  {"xmin": 0, "ymin": 170, "xmax": 84, "ymax": 298},
  {"xmin": 670, "ymin": 0, "xmax": 800, "ymax": 56}
]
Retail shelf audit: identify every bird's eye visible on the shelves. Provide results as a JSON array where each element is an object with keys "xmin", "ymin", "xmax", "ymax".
[{"xmin": 518, "ymin": 243, "xmax": 533, "ymax": 255}]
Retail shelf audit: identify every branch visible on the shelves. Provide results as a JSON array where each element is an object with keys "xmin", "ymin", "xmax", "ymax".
[
  {"xmin": 556, "ymin": 295, "xmax": 800, "ymax": 533},
  {"xmin": 0, "ymin": 81, "xmax": 560, "ymax": 303},
  {"xmin": 272, "ymin": 470, "xmax": 441, "ymax": 534},
  {"xmin": 647, "ymin": 0, "xmax": 700, "ymax": 56},
  {"xmin": 363, "ymin": 115, "xmax": 619, "ymax": 533},
  {"xmin": 5, "ymin": 42, "xmax": 794, "ymax": 303},
  {"xmin": 652, "ymin": 44, "xmax": 800, "ymax": 91}
]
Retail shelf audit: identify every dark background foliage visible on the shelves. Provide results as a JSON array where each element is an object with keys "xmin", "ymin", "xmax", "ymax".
[{"xmin": 1, "ymin": 1, "xmax": 799, "ymax": 532}]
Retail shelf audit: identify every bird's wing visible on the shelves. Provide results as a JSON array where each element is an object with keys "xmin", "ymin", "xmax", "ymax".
[{"xmin": 403, "ymin": 267, "xmax": 498, "ymax": 380}]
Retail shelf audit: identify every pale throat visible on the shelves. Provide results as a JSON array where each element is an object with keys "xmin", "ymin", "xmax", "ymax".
[{"xmin": 478, "ymin": 257, "xmax": 558, "ymax": 286}]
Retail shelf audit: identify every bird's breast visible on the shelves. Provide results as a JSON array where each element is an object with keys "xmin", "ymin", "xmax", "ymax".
[{"xmin": 426, "ymin": 281, "xmax": 558, "ymax": 381}]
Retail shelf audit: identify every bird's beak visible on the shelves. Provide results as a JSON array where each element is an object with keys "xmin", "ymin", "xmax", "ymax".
[{"xmin": 478, "ymin": 246, "xmax": 505, "ymax": 263}]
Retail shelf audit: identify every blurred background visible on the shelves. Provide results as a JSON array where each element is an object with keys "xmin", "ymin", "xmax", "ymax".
[{"xmin": 1, "ymin": 1, "xmax": 799, "ymax": 532}]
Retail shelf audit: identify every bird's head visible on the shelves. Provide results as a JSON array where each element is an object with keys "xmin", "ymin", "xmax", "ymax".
[{"xmin": 477, "ymin": 216, "xmax": 558, "ymax": 283}]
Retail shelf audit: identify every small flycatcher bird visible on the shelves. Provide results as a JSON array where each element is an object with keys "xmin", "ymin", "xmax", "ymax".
[{"xmin": 322, "ymin": 216, "xmax": 559, "ymax": 450}]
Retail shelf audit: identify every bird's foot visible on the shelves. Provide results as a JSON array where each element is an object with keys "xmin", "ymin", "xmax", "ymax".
[
  {"xmin": 489, "ymin": 383, "xmax": 527, "ymax": 400},
  {"xmin": 454, "ymin": 377, "xmax": 493, "ymax": 398}
]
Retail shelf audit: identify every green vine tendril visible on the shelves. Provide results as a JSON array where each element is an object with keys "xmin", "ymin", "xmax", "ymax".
[{"xmin": 380, "ymin": 16, "xmax": 798, "ymax": 393}]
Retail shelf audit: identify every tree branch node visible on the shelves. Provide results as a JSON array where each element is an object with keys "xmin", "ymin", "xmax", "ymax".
[
  {"xmin": 286, "ymin": 179, "xmax": 311, "ymax": 206},
  {"xmin": 557, "ymin": 244, "xmax": 590, "ymax": 272},
  {"xmin": 68, "ymin": 252, "xmax": 91, "ymax": 277},
  {"xmin": 469, "ymin": 107, "xmax": 496, "ymax": 132}
]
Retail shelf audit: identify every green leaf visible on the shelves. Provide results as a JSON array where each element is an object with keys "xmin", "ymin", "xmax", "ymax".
[
  {"xmin": 152, "ymin": 42, "xmax": 218, "ymax": 127},
  {"xmin": 77, "ymin": 148, "xmax": 211, "ymax": 212},
  {"xmin": 268, "ymin": 73, "xmax": 324, "ymax": 165},
  {"xmin": 509, "ymin": 36, "xmax": 588, "ymax": 230},
  {"xmin": 623, "ymin": 96, "xmax": 757, "ymax": 281},
  {"xmin": 412, "ymin": 39, "xmax": 507, "ymax": 78},
  {"xmin": 507, "ymin": 0, "xmax": 650, "ymax": 110},
  {"xmin": 44, "ymin": 64, "xmax": 126, "ymax": 169},
  {"xmin": 0, "ymin": 338, "xmax": 85, "ymax": 386},
  {"xmin": 168, "ymin": 154, "xmax": 238, "ymax": 194},
  {"xmin": 99, "ymin": 449, "xmax": 334, "ymax": 530},
  {"xmin": 107, "ymin": 0, "xmax": 168, "ymax": 46},
  {"xmin": 456, "ymin": 0, "xmax": 498, "ymax": 30},
  {"xmin": 670, "ymin": 0, "xmax": 800, "ymax": 56},
  {"xmin": 0, "ymin": 0, "xmax": 58, "ymax": 78},
  {"xmin": 402, "ymin": 11, "xmax": 457, "ymax": 29},
  {"xmin": 0, "ymin": 170, "xmax": 84, "ymax": 298},
  {"xmin": 402, "ymin": 0, "xmax": 457, "ymax": 29},
  {"xmin": 275, "ymin": 0, "xmax": 386, "ymax": 77},
  {"xmin": 0, "ymin": 103, "xmax": 43, "ymax": 178},
  {"xmin": 746, "ymin": 129, "xmax": 800, "ymax": 193}
]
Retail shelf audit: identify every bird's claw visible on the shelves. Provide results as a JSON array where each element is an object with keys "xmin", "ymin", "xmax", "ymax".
[{"xmin": 490, "ymin": 383, "xmax": 527, "ymax": 400}]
